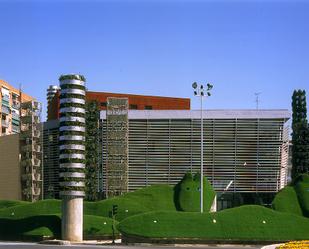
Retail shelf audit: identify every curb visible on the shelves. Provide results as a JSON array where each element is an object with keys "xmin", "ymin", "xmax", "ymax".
[
  {"xmin": 39, "ymin": 240, "xmax": 71, "ymax": 245},
  {"xmin": 261, "ymin": 244, "xmax": 283, "ymax": 249},
  {"xmin": 39, "ymin": 239, "xmax": 122, "ymax": 245}
]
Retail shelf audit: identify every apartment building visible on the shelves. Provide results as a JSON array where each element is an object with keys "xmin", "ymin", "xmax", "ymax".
[
  {"xmin": 0, "ymin": 79, "xmax": 42, "ymax": 201},
  {"xmin": 0, "ymin": 80, "xmax": 34, "ymax": 136}
]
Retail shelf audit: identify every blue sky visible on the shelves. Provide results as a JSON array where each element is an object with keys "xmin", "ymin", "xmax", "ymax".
[{"xmin": 0, "ymin": 0, "xmax": 308, "ymax": 120}]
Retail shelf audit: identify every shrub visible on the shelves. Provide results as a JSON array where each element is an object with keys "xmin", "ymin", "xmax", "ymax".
[
  {"xmin": 174, "ymin": 172, "xmax": 216, "ymax": 212},
  {"xmin": 118, "ymin": 205, "xmax": 309, "ymax": 241}
]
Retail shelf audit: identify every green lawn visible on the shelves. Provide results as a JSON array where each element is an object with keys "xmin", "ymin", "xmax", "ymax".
[
  {"xmin": 4, "ymin": 174, "xmax": 309, "ymax": 242},
  {"xmin": 0, "ymin": 184, "xmax": 178, "ymax": 240},
  {"xmin": 118, "ymin": 205, "xmax": 309, "ymax": 241}
]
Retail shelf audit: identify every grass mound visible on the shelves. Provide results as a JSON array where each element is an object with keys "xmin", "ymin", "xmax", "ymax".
[
  {"xmin": 0, "ymin": 199, "xmax": 61, "ymax": 219},
  {"xmin": 272, "ymin": 186, "xmax": 303, "ymax": 216},
  {"xmin": 0, "ymin": 185, "xmax": 176, "ymax": 222},
  {"xmin": 0, "ymin": 214, "xmax": 61, "ymax": 240},
  {"xmin": 294, "ymin": 175, "xmax": 309, "ymax": 217},
  {"xmin": 85, "ymin": 185, "xmax": 177, "ymax": 221},
  {"xmin": 118, "ymin": 205, "xmax": 309, "ymax": 241},
  {"xmin": 0, "ymin": 200, "xmax": 29, "ymax": 210},
  {"xmin": 272, "ymin": 174, "xmax": 309, "ymax": 217},
  {"xmin": 0, "ymin": 185, "xmax": 176, "ymax": 240},
  {"xmin": 0, "ymin": 214, "xmax": 118, "ymax": 240}
]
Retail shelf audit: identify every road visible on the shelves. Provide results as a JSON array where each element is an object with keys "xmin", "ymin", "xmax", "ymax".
[{"xmin": 0, "ymin": 242, "xmax": 263, "ymax": 249}]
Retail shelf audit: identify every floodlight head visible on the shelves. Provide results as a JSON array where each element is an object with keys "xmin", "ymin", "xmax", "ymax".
[
  {"xmin": 192, "ymin": 82, "xmax": 198, "ymax": 89},
  {"xmin": 201, "ymin": 92, "xmax": 204, "ymax": 96},
  {"xmin": 207, "ymin": 83, "xmax": 213, "ymax": 90},
  {"xmin": 207, "ymin": 92, "xmax": 211, "ymax": 97},
  {"xmin": 194, "ymin": 91, "xmax": 197, "ymax": 96},
  {"xmin": 200, "ymin": 85, "xmax": 204, "ymax": 89}
]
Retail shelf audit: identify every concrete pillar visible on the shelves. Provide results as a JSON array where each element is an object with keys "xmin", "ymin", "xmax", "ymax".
[
  {"xmin": 62, "ymin": 197, "xmax": 83, "ymax": 241},
  {"xmin": 210, "ymin": 195, "xmax": 217, "ymax": 213},
  {"xmin": 59, "ymin": 74, "xmax": 86, "ymax": 242}
]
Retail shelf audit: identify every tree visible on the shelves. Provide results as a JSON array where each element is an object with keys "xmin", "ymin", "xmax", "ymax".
[
  {"xmin": 85, "ymin": 100, "xmax": 100, "ymax": 201},
  {"xmin": 291, "ymin": 90, "xmax": 309, "ymax": 179}
]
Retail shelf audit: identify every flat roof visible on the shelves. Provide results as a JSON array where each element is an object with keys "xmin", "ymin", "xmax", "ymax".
[{"xmin": 100, "ymin": 109, "xmax": 290, "ymax": 120}]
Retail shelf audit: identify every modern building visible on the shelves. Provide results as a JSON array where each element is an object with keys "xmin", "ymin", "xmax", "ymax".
[
  {"xmin": 47, "ymin": 90, "xmax": 190, "ymax": 120},
  {"xmin": 47, "ymin": 85, "xmax": 60, "ymax": 117},
  {"xmin": 43, "ymin": 107, "xmax": 290, "ymax": 209},
  {"xmin": 0, "ymin": 79, "xmax": 34, "ymax": 136}
]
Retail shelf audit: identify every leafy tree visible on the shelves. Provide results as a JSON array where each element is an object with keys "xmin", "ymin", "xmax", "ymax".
[
  {"xmin": 85, "ymin": 100, "xmax": 100, "ymax": 201},
  {"xmin": 292, "ymin": 90, "xmax": 309, "ymax": 179}
]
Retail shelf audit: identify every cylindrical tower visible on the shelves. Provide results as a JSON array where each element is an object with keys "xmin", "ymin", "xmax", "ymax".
[
  {"xmin": 47, "ymin": 85, "xmax": 60, "ymax": 119},
  {"xmin": 47, "ymin": 85, "xmax": 60, "ymax": 103},
  {"xmin": 59, "ymin": 74, "xmax": 86, "ymax": 242}
]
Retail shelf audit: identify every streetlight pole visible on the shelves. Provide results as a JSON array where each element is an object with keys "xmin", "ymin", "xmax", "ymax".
[{"xmin": 192, "ymin": 82, "xmax": 213, "ymax": 213}]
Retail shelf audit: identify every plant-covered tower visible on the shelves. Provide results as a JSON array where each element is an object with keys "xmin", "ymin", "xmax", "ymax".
[
  {"xmin": 291, "ymin": 90, "xmax": 309, "ymax": 179},
  {"xmin": 59, "ymin": 74, "xmax": 86, "ymax": 242}
]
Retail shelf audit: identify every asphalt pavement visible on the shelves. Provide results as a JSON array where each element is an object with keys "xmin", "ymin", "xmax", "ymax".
[{"xmin": 0, "ymin": 242, "xmax": 263, "ymax": 249}]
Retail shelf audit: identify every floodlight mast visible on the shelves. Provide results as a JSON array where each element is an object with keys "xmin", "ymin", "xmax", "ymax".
[{"xmin": 192, "ymin": 82, "xmax": 213, "ymax": 213}]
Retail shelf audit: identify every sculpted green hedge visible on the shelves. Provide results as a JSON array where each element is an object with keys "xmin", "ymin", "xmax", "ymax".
[
  {"xmin": 117, "ymin": 205, "xmax": 309, "ymax": 241},
  {"xmin": 272, "ymin": 174, "xmax": 309, "ymax": 217},
  {"xmin": 174, "ymin": 172, "xmax": 216, "ymax": 212}
]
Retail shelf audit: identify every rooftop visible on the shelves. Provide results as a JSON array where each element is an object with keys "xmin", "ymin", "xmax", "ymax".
[{"xmin": 100, "ymin": 109, "xmax": 290, "ymax": 120}]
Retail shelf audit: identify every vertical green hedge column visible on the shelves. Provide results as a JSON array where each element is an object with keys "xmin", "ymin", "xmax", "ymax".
[{"xmin": 59, "ymin": 74, "xmax": 86, "ymax": 242}]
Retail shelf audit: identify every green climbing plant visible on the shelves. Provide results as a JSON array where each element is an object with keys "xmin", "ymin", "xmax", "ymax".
[
  {"xmin": 292, "ymin": 90, "xmax": 309, "ymax": 179},
  {"xmin": 85, "ymin": 100, "xmax": 100, "ymax": 201}
]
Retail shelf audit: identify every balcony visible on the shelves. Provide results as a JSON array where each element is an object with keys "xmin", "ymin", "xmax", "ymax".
[
  {"xmin": 20, "ymin": 129, "xmax": 32, "ymax": 138},
  {"xmin": 33, "ymin": 116, "xmax": 40, "ymax": 124},
  {"xmin": 1, "ymin": 119, "xmax": 9, "ymax": 128},
  {"xmin": 32, "ymin": 188, "xmax": 41, "ymax": 196},
  {"xmin": 20, "ymin": 115, "xmax": 32, "ymax": 123},
  {"xmin": 33, "ymin": 102, "xmax": 41, "ymax": 110},
  {"xmin": 33, "ymin": 158, "xmax": 41, "ymax": 167},
  {"xmin": 12, "ymin": 120, "xmax": 19, "ymax": 127},
  {"xmin": 20, "ymin": 158, "xmax": 41, "ymax": 167},
  {"xmin": 33, "ymin": 173, "xmax": 41, "ymax": 181},
  {"xmin": 22, "ymin": 144, "xmax": 41, "ymax": 153},
  {"xmin": 33, "ymin": 130, "xmax": 41, "ymax": 138},
  {"xmin": 21, "ymin": 101, "xmax": 32, "ymax": 109},
  {"xmin": 1, "ymin": 105, "xmax": 10, "ymax": 115},
  {"xmin": 12, "ymin": 102, "xmax": 20, "ymax": 110},
  {"xmin": 12, "ymin": 125, "xmax": 20, "ymax": 133},
  {"xmin": 2, "ymin": 95, "xmax": 10, "ymax": 102},
  {"xmin": 12, "ymin": 112, "xmax": 20, "ymax": 121}
]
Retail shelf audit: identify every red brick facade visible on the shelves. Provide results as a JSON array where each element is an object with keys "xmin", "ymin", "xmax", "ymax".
[{"xmin": 47, "ymin": 91, "xmax": 190, "ymax": 121}]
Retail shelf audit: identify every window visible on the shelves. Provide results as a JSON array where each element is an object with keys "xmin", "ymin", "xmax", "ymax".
[
  {"xmin": 49, "ymin": 135, "xmax": 53, "ymax": 142},
  {"xmin": 130, "ymin": 104, "xmax": 138, "ymax": 110},
  {"xmin": 100, "ymin": 102, "xmax": 107, "ymax": 107},
  {"xmin": 145, "ymin": 105, "xmax": 153, "ymax": 110}
]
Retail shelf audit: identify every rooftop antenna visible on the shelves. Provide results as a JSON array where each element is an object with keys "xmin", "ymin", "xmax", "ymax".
[
  {"xmin": 19, "ymin": 83, "xmax": 22, "ymax": 104},
  {"xmin": 255, "ymin": 92, "xmax": 261, "ymax": 110}
]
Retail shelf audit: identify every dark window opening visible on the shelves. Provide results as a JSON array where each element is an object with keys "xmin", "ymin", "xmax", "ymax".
[
  {"xmin": 145, "ymin": 105, "xmax": 153, "ymax": 110},
  {"xmin": 100, "ymin": 102, "xmax": 107, "ymax": 107},
  {"xmin": 130, "ymin": 104, "xmax": 138, "ymax": 109}
]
